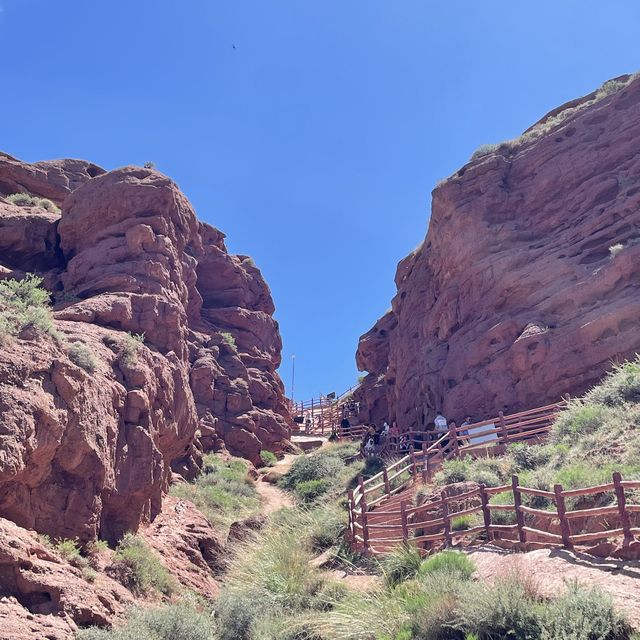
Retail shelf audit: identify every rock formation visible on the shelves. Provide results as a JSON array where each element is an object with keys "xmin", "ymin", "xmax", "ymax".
[
  {"xmin": 0, "ymin": 154, "xmax": 292, "ymax": 545},
  {"xmin": 356, "ymin": 74, "xmax": 640, "ymax": 432}
]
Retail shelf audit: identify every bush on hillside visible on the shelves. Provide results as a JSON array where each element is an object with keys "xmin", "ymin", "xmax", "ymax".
[
  {"xmin": 553, "ymin": 403, "xmax": 606, "ymax": 440},
  {"xmin": 452, "ymin": 577, "xmax": 543, "ymax": 639},
  {"xmin": 279, "ymin": 450, "xmax": 344, "ymax": 492},
  {"xmin": 68, "ymin": 341, "xmax": 98, "ymax": 373},
  {"xmin": 6, "ymin": 192, "xmax": 60, "ymax": 213},
  {"xmin": 540, "ymin": 584, "xmax": 631, "ymax": 640},
  {"xmin": 109, "ymin": 533, "xmax": 175, "ymax": 596},
  {"xmin": 259, "ymin": 450, "xmax": 277, "ymax": 467},
  {"xmin": 381, "ymin": 544, "xmax": 423, "ymax": 587},
  {"xmin": 295, "ymin": 478, "xmax": 331, "ymax": 503},
  {"xmin": 0, "ymin": 274, "xmax": 55, "ymax": 338},
  {"xmin": 77, "ymin": 604, "xmax": 215, "ymax": 640},
  {"xmin": 120, "ymin": 331, "xmax": 145, "ymax": 366},
  {"xmin": 418, "ymin": 550, "xmax": 476, "ymax": 581},
  {"xmin": 171, "ymin": 455, "xmax": 260, "ymax": 531}
]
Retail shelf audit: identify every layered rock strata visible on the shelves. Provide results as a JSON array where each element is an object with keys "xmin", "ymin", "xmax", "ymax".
[
  {"xmin": 356, "ymin": 74, "xmax": 640, "ymax": 432},
  {"xmin": 0, "ymin": 155, "xmax": 291, "ymax": 544}
]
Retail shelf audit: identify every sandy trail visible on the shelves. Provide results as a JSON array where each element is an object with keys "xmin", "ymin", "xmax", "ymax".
[{"xmin": 469, "ymin": 545, "xmax": 640, "ymax": 628}]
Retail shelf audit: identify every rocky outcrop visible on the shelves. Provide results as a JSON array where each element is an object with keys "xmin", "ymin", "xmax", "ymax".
[
  {"xmin": 0, "ymin": 517, "xmax": 133, "ymax": 640},
  {"xmin": 356, "ymin": 73, "xmax": 640, "ymax": 432},
  {"xmin": 0, "ymin": 156, "xmax": 291, "ymax": 544}
]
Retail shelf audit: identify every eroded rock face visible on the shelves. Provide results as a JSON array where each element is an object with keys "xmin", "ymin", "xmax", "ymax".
[
  {"xmin": 357, "ymin": 75, "xmax": 640, "ymax": 433},
  {"xmin": 0, "ymin": 517, "xmax": 133, "ymax": 640},
  {"xmin": 0, "ymin": 157, "xmax": 291, "ymax": 543}
]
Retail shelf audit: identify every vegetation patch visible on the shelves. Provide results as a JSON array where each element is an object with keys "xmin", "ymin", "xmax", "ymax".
[
  {"xmin": 120, "ymin": 331, "xmax": 145, "ymax": 365},
  {"xmin": 259, "ymin": 450, "xmax": 277, "ymax": 467},
  {"xmin": 68, "ymin": 341, "xmax": 98, "ymax": 373},
  {"xmin": 108, "ymin": 533, "xmax": 175, "ymax": 596},
  {"xmin": 0, "ymin": 274, "xmax": 56, "ymax": 339},
  {"xmin": 171, "ymin": 454, "xmax": 261, "ymax": 532},
  {"xmin": 77, "ymin": 603, "xmax": 215, "ymax": 640},
  {"xmin": 220, "ymin": 331, "xmax": 237, "ymax": 351},
  {"xmin": 5, "ymin": 192, "xmax": 61, "ymax": 213}
]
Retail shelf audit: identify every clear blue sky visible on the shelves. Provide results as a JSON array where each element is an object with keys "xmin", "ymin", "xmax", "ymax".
[{"xmin": 1, "ymin": 1, "xmax": 638, "ymax": 400}]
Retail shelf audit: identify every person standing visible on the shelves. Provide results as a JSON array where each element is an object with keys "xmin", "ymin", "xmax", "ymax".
[{"xmin": 434, "ymin": 410, "xmax": 448, "ymax": 450}]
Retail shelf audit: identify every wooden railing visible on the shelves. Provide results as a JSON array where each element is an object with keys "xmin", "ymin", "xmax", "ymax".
[
  {"xmin": 387, "ymin": 402, "xmax": 565, "ymax": 457},
  {"xmin": 346, "ymin": 400, "xmax": 592, "ymax": 555},
  {"xmin": 348, "ymin": 471, "xmax": 640, "ymax": 556},
  {"xmin": 290, "ymin": 386, "xmax": 359, "ymax": 436}
]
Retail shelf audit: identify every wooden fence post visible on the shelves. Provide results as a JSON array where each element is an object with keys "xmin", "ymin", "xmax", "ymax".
[
  {"xmin": 499, "ymin": 411, "xmax": 509, "ymax": 443},
  {"xmin": 320, "ymin": 398, "xmax": 325, "ymax": 435},
  {"xmin": 553, "ymin": 483, "xmax": 572, "ymax": 549},
  {"xmin": 383, "ymin": 468, "xmax": 391, "ymax": 495},
  {"xmin": 480, "ymin": 484, "xmax": 492, "ymax": 541},
  {"xmin": 310, "ymin": 398, "xmax": 314, "ymax": 432},
  {"xmin": 400, "ymin": 500, "xmax": 409, "ymax": 543},
  {"xmin": 410, "ymin": 446, "xmax": 418, "ymax": 483},
  {"xmin": 441, "ymin": 490, "xmax": 451, "ymax": 547},
  {"xmin": 422, "ymin": 443, "xmax": 429, "ymax": 483},
  {"xmin": 512, "ymin": 474, "xmax": 526, "ymax": 545},
  {"xmin": 448, "ymin": 422, "xmax": 459, "ymax": 457},
  {"xmin": 358, "ymin": 475, "xmax": 370, "ymax": 552},
  {"xmin": 613, "ymin": 472, "xmax": 633, "ymax": 548},
  {"xmin": 347, "ymin": 489, "xmax": 355, "ymax": 540}
]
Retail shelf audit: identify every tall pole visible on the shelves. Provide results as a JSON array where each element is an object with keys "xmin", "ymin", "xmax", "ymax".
[{"xmin": 291, "ymin": 354, "xmax": 296, "ymax": 404}]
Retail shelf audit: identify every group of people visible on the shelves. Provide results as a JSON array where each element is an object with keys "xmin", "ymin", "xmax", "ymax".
[
  {"xmin": 361, "ymin": 421, "xmax": 391, "ymax": 455},
  {"xmin": 402, "ymin": 411, "xmax": 474, "ymax": 451},
  {"xmin": 355, "ymin": 411, "xmax": 476, "ymax": 455}
]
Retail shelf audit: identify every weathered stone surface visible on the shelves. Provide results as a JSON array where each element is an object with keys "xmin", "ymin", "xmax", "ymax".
[
  {"xmin": 0, "ymin": 517, "xmax": 133, "ymax": 640},
  {"xmin": 357, "ymin": 75, "xmax": 640, "ymax": 433},
  {"xmin": 0, "ymin": 157, "xmax": 292, "ymax": 545},
  {"xmin": 141, "ymin": 496, "xmax": 225, "ymax": 598},
  {"xmin": 0, "ymin": 152, "xmax": 104, "ymax": 205}
]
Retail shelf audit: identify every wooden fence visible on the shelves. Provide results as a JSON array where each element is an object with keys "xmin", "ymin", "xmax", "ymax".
[
  {"xmin": 387, "ymin": 402, "xmax": 565, "ymax": 457},
  {"xmin": 348, "ymin": 471, "xmax": 640, "ymax": 556},
  {"xmin": 291, "ymin": 386, "xmax": 359, "ymax": 436},
  {"xmin": 345, "ymin": 400, "xmax": 640, "ymax": 555}
]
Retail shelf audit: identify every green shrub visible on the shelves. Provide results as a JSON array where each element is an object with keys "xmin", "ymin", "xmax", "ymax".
[
  {"xmin": 120, "ymin": 331, "xmax": 145, "ymax": 366},
  {"xmin": 488, "ymin": 490, "xmax": 517, "ymax": 525},
  {"xmin": 381, "ymin": 544, "xmax": 423, "ymax": 587},
  {"xmin": 143, "ymin": 161, "xmax": 156, "ymax": 169},
  {"xmin": 68, "ymin": 341, "xmax": 98, "ymax": 373},
  {"xmin": 295, "ymin": 478, "xmax": 331, "ymax": 503},
  {"xmin": 260, "ymin": 450, "xmax": 277, "ymax": 467},
  {"xmin": 540, "ymin": 584, "xmax": 631, "ymax": 640},
  {"xmin": 436, "ymin": 459, "xmax": 470, "ymax": 484},
  {"xmin": 450, "ymin": 514, "xmax": 475, "ymax": 531},
  {"xmin": 109, "ymin": 533, "xmax": 175, "ymax": 596},
  {"xmin": 220, "ymin": 331, "xmax": 237, "ymax": 350},
  {"xmin": 508, "ymin": 442, "xmax": 552, "ymax": 471},
  {"xmin": 215, "ymin": 591, "xmax": 258, "ymax": 640},
  {"xmin": 279, "ymin": 451, "xmax": 344, "ymax": 492},
  {"xmin": 307, "ymin": 504, "xmax": 346, "ymax": 551},
  {"xmin": 0, "ymin": 274, "xmax": 55, "ymax": 338},
  {"xmin": 348, "ymin": 455, "xmax": 386, "ymax": 489},
  {"xmin": 553, "ymin": 403, "xmax": 605, "ymax": 440},
  {"xmin": 171, "ymin": 455, "xmax": 259, "ymax": 531},
  {"xmin": 53, "ymin": 538, "xmax": 88, "ymax": 569},
  {"xmin": 452, "ymin": 577, "xmax": 542, "ymax": 639},
  {"xmin": 470, "ymin": 143, "xmax": 500, "ymax": 161},
  {"xmin": 5, "ymin": 192, "xmax": 60, "ymax": 213},
  {"xmin": 418, "ymin": 551, "xmax": 475, "ymax": 581},
  {"xmin": 77, "ymin": 603, "xmax": 215, "ymax": 640},
  {"xmin": 588, "ymin": 360, "xmax": 640, "ymax": 406}
]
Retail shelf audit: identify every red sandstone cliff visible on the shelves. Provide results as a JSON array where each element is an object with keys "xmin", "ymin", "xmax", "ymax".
[
  {"xmin": 356, "ymin": 74, "xmax": 640, "ymax": 432},
  {"xmin": 0, "ymin": 153, "xmax": 291, "ymax": 545}
]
